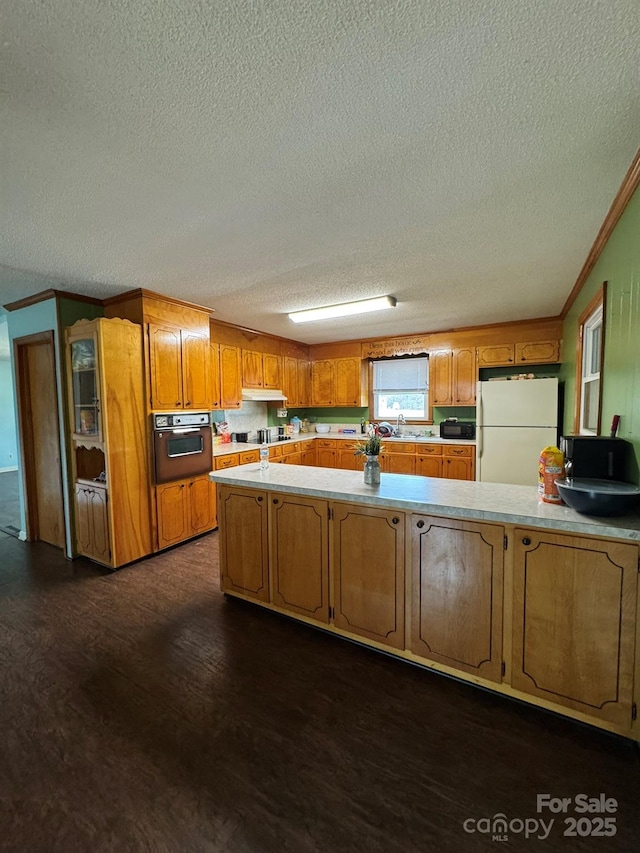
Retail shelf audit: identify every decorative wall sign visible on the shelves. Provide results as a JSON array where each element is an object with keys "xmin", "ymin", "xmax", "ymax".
[{"xmin": 362, "ymin": 336, "xmax": 431, "ymax": 358}]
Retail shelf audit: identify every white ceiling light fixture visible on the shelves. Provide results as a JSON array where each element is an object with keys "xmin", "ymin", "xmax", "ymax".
[{"xmin": 288, "ymin": 296, "xmax": 397, "ymax": 324}]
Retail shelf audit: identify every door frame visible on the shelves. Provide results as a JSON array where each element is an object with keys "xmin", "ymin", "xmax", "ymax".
[{"xmin": 13, "ymin": 331, "xmax": 65, "ymax": 544}]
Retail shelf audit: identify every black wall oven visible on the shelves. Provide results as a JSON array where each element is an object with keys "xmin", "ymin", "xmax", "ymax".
[{"xmin": 153, "ymin": 412, "xmax": 212, "ymax": 484}]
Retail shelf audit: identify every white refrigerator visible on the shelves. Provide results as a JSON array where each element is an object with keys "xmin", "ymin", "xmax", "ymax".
[{"xmin": 476, "ymin": 378, "xmax": 559, "ymax": 486}]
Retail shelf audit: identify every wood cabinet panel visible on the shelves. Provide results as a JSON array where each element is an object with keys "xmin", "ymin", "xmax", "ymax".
[
  {"xmin": 189, "ymin": 475, "xmax": 215, "ymax": 536},
  {"xmin": 416, "ymin": 455, "xmax": 443, "ymax": 477},
  {"xmin": 334, "ymin": 357, "xmax": 362, "ymax": 406},
  {"xmin": 477, "ymin": 344, "xmax": 515, "ymax": 367},
  {"xmin": 380, "ymin": 453, "xmax": 416, "ymax": 475},
  {"xmin": 443, "ymin": 455, "xmax": 474, "ymax": 481},
  {"xmin": 270, "ymin": 494, "xmax": 330, "ymax": 622},
  {"xmin": 262, "ymin": 353, "xmax": 281, "ymax": 388},
  {"xmin": 148, "ymin": 324, "xmax": 183, "ymax": 409},
  {"xmin": 443, "ymin": 444, "xmax": 474, "ymax": 458},
  {"xmin": 210, "ymin": 342, "xmax": 222, "ymax": 409},
  {"xmin": 332, "ymin": 503, "xmax": 405, "ymax": 649},
  {"xmin": 316, "ymin": 448, "xmax": 336, "ymax": 467},
  {"xmin": 283, "ymin": 356, "xmax": 299, "ymax": 406},
  {"xmin": 452, "ymin": 346, "xmax": 477, "ymax": 405},
  {"xmin": 181, "ymin": 330, "xmax": 210, "ymax": 409},
  {"xmin": 218, "ymin": 486, "xmax": 269, "ymax": 602},
  {"xmin": 311, "ymin": 360, "xmax": 335, "ymax": 406},
  {"xmin": 156, "ymin": 481, "xmax": 189, "ymax": 549},
  {"xmin": 75, "ymin": 484, "xmax": 109, "ymax": 564},
  {"xmin": 511, "ymin": 529, "xmax": 637, "ymax": 726},
  {"xmin": 242, "ymin": 350, "xmax": 263, "ymax": 387},
  {"xmin": 301, "ymin": 445, "xmax": 317, "ymax": 466},
  {"xmin": 411, "ymin": 515, "xmax": 504, "ymax": 682},
  {"xmin": 297, "ymin": 359, "xmax": 310, "ymax": 406},
  {"xmin": 430, "ymin": 350, "xmax": 452, "ymax": 406},
  {"xmin": 338, "ymin": 446, "xmax": 361, "ymax": 470},
  {"xmin": 515, "ymin": 340, "xmax": 561, "ymax": 364},
  {"xmin": 215, "ymin": 454, "xmax": 239, "ymax": 470},
  {"xmin": 219, "ymin": 344, "xmax": 242, "ymax": 409},
  {"xmin": 239, "ymin": 450, "xmax": 260, "ymax": 464}
]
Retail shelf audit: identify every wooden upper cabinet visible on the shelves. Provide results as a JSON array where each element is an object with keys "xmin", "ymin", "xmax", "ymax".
[
  {"xmin": 262, "ymin": 352, "xmax": 281, "ymax": 388},
  {"xmin": 270, "ymin": 493, "xmax": 330, "ymax": 623},
  {"xmin": 478, "ymin": 339, "xmax": 561, "ymax": 368},
  {"xmin": 452, "ymin": 347, "xmax": 477, "ymax": 405},
  {"xmin": 477, "ymin": 343, "xmax": 514, "ymax": 367},
  {"xmin": 210, "ymin": 342, "xmax": 222, "ymax": 409},
  {"xmin": 242, "ymin": 349, "xmax": 282, "ymax": 389},
  {"xmin": 334, "ymin": 357, "xmax": 363, "ymax": 406},
  {"xmin": 219, "ymin": 344, "xmax": 242, "ymax": 409},
  {"xmin": 515, "ymin": 340, "xmax": 561, "ymax": 364},
  {"xmin": 411, "ymin": 515, "xmax": 504, "ymax": 682},
  {"xmin": 181, "ymin": 330, "xmax": 210, "ymax": 408},
  {"xmin": 312, "ymin": 359, "xmax": 335, "ymax": 406},
  {"xmin": 148, "ymin": 324, "xmax": 209, "ymax": 409},
  {"xmin": 430, "ymin": 350, "xmax": 453, "ymax": 406},
  {"xmin": 283, "ymin": 357, "xmax": 309, "ymax": 407},
  {"xmin": 283, "ymin": 356, "xmax": 299, "ymax": 406},
  {"xmin": 332, "ymin": 503, "xmax": 405, "ymax": 649},
  {"xmin": 242, "ymin": 349, "xmax": 263, "ymax": 387},
  {"xmin": 511, "ymin": 529, "xmax": 638, "ymax": 727},
  {"xmin": 148, "ymin": 324, "xmax": 183, "ymax": 409}
]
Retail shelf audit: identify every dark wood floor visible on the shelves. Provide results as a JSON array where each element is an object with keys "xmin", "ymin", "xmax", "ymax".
[{"xmin": 0, "ymin": 530, "xmax": 638, "ymax": 852}]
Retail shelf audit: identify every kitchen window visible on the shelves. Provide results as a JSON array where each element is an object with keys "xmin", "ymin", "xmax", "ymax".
[
  {"xmin": 575, "ymin": 283, "xmax": 606, "ymax": 434},
  {"xmin": 372, "ymin": 357, "xmax": 429, "ymax": 421}
]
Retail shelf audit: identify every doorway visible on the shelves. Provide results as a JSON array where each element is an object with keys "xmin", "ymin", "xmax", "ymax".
[{"xmin": 14, "ymin": 332, "xmax": 65, "ymax": 549}]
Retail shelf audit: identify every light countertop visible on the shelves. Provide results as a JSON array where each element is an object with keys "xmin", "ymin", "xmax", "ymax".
[{"xmin": 209, "ymin": 463, "xmax": 640, "ymax": 542}]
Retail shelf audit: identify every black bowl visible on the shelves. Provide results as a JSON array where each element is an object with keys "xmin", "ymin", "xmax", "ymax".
[{"xmin": 555, "ymin": 478, "xmax": 640, "ymax": 517}]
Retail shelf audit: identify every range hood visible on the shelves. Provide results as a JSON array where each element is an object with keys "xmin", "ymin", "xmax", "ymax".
[{"xmin": 241, "ymin": 388, "xmax": 288, "ymax": 402}]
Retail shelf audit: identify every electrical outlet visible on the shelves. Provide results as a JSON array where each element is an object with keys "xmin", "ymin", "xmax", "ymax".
[{"xmin": 276, "ymin": 408, "xmax": 287, "ymax": 418}]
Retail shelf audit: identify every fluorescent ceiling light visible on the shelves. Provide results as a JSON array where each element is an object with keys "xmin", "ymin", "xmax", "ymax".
[{"xmin": 288, "ymin": 296, "xmax": 397, "ymax": 324}]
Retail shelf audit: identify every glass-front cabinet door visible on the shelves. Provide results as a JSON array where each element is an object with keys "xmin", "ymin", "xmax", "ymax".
[{"xmin": 69, "ymin": 334, "xmax": 102, "ymax": 443}]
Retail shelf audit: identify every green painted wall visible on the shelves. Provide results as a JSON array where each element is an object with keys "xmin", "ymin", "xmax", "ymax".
[
  {"xmin": 268, "ymin": 406, "xmax": 368, "ymax": 426},
  {"xmin": 560, "ymin": 187, "xmax": 640, "ymax": 484}
]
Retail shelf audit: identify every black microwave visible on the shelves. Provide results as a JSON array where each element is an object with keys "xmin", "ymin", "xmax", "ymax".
[{"xmin": 439, "ymin": 421, "xmax": 476, "ymax": 439}]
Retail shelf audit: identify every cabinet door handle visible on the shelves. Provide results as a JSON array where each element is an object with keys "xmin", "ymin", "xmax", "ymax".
[
  {"xmin": 181, "ymin": 484, "xmax": 185, "ymax": 489},
  {"xmin": 186, "ymin": 401, "xmax": 192, "ymax": 406},
  {"xmin": 392, "ymin": 517, "xmax": 399, "ymax": 525},
  {"xmin": 257, "ymin": 496, "xmax": 263, "ymax": 502},
  {"xmin": 416, "ymin": 520, "xmax": 424, "ymax": 528},
  {"xmin": 522, "ymin": 537, "xmax": 531, "ymax": 545},
  {"xmin": 175, "ymin": 400, "xmax": 181, "ymax": 406},
  {"xmin": 272, "ymin": 499, "xmax": 279, "ymax": 505}
]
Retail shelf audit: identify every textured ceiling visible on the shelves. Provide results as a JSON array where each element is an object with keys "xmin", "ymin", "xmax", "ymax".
[{"xmin": 1, "ymin": 1, "xmax": 639, "ymax": 344}]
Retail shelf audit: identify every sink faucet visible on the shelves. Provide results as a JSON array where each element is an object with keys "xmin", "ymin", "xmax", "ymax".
[{"xmin": 394, "ymin": 413, "xmax": 406, "ymax": 435}]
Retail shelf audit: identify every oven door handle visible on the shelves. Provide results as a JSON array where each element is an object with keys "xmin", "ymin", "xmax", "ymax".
[{"xmin": 169, "ymin": 428, "xmax": 201, "ymax": 435}]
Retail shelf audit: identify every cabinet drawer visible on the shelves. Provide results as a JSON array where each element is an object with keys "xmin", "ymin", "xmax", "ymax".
[
  {"xmin": 443, "ymin": 444, "xmax": 474, "ymax": 458},
  {"xmin": 419, "ymin": 444, "xmax": 443, "ymax": 456},
  {"xmin": 215, "ymin": 454, "xmax": 240, "ymax": 469},
  {"xmin": 269, "ymin": 445, "xmax": 283, "ymax": 458},
  {"xmin": 316, "ymin": 439, "xmax": 337, "ymax": 448},
  {"xmin": 386, "ymin": 442, "xmax": 414, "ymax": 454},
  {"xmin": 239, "ymin": 450, "xmax": 259, "ymax": 464},
  {"xmin": 282, "ymin": 442, "xmax": 298, "ymax": 456}
]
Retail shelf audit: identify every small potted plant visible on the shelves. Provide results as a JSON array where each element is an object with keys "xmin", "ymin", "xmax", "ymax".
[{"xmin": 354, "ymin": 435, "xmax": 384, "ymax": 485}]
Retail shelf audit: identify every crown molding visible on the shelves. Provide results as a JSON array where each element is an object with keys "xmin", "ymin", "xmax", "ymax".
[{"xmin": 561, "ymin": 148, "xmax": 640, "ymax": 318}]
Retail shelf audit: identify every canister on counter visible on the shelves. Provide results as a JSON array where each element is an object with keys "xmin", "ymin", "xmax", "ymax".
[{"xmin": 538, "ymin": 445, "xmax": 565, "ymax": 504}]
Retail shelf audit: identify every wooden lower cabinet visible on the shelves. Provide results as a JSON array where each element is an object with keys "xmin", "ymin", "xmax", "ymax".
[
  {"xmin": 332, "ymin": 503, "xmax": 405, "ymax": 649},
  {"xmin": 416, "ymin": 455, "xmax": 443, "ymax": 477},
  {"xmin": 218, "ymin": 486, "xmax": 269, "ymax": 601},
  {"xmin": 156, "ymin": 475, "xmax": 216, "ymax": 550},
  {"xmin": 301, "ymin": 445, "xmax": 317, "ymax": 466},
  {"xmin": 511, "ymin": 528, "xmax": 638, "ymax": 727},
  {"xmin": 380, "ymin": 451, "xmax": 416, "ymax": 475},
  {"xmin": 411, "ymin": 515, "xmax": 504, "ymax": 682},
  {"xmin": 270, "ymin": 493, "xmax": 330, "ymax": 622},
  {"xmin": 75, "ymin": 483, "xmax": 110, "ymax": 564}
]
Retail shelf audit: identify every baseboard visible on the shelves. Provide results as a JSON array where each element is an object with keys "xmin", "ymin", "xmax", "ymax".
[{"xmin": 0, "ymin": 466, "xmax": 18, "ymax": 473}]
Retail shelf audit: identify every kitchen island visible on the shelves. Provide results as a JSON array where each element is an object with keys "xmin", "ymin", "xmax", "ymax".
[{"xmin": 209, "ymin": 464, "xmax": 640, "ymax": 740}]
